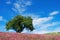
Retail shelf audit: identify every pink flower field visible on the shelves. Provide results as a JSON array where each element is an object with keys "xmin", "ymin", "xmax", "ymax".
[{"xmin": 0, "ymin": 32, "xmax": 60, "ymax": 40}]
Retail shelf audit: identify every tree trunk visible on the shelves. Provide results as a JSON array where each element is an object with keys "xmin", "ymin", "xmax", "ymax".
[{"xmin": 16, "ymin": 30, "xmax": 21, "ymax": 33}]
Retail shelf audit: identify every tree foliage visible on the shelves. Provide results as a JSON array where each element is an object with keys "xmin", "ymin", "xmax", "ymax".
[{"xmin": 6, "ymin": 15, "xmax": 34, "ymax": 33}]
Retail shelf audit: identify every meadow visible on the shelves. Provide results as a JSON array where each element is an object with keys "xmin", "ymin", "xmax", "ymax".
[{"xmin": 0, "ymin": 32, "xmax": 60, "ymax": 40}]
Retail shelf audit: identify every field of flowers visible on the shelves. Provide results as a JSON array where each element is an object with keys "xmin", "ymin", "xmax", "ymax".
[{"xmin": 0, "ymin": 32, "xmax": 60, "ymax": 40}]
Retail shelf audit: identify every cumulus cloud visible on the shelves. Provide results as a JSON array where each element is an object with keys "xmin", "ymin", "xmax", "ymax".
[
  {"xmin": 31, "ymin": 22, "xmax": 60, "ymax": 34},
  {"xmin": 49, "ymin": 11, "xmax": 59, "ymax": 16},
  {"xmin": 40, "ymin": 22, "xmax": 60, "ymax": 29},
  {"xmin": 33, "ymin": 16, "xmax": 53, "ymax": 26}
]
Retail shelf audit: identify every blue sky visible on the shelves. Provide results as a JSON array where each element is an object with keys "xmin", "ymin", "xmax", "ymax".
[{"xmin": 0, "ymin": 0, "xmax": 60, "ymax": 34}]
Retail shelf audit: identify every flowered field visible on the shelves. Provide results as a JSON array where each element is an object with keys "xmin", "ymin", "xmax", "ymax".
[{"xmin": 0, "ymin": 32, "xmax": 60, "ymax": 40}]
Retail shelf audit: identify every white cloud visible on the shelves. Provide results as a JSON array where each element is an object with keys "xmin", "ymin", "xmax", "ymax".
[
  {"xmin": 13, "ymin": 3, "xmax": 26, "ymax": 13},
  {"xmin": 22, "ymin": 13, "xmax": 40, "ymax": 19},
  {"xmin": 22, "ymin": 28, "xmax": 30, "ymax": 33},
  {"xmin": 7, "ymin": 29, "xmax": 16, "ymax": 32},
  {"xmin": 26, "ymin": 11, "xmax": 60, "ymax": 34},
  {"xmin": 33, "ymin": 16, "xmax": 53, "ymax": 26},
  {"xmin": 0, "ymin": 16, "xmax": 7, "ymax": 22},
  {"xmin": 31, "ymin": 30, "xmax": 52, "ymax": 34},
  {"xmin": 31, "ymin": 22, "xmax": 60, "ymax": 34},
  {"xmin": 40, "ymin": 22, "xmax": 59, "ymax": 29},
  {"xmin": 14, "ymin": 3, "xmax": 20, "ymax": 8},
  {"xmin": 6, "ymin": 1, "xmax": 11, "ymax": 4},
  {"xmin": 53, "ymin": 26, "xmax": 60, "ymax": 32},
  {"xmin": 0, "ymin": 16, "xmax": 3, "ymax": 21},
  {"xmin": 0, "ymin": 25, "xmax": 7, "ymax": 32},
  {"xmin": 12, "ymin": 0, "xmax": 32, "ymax": 14},
  {"xmin": 12, "ymin": 2, "xmax": 25, "ymax": 14},
  {"xmin": 12, "ymin": 8, "xmax": 17, "ymax": 12},
  {"xmin": 25, "ymin": 1, "xmax": 32, "ymax": 6},
  {"xmin": 49, "ymin": 11, "xmax": 59, "ymax": 16}
]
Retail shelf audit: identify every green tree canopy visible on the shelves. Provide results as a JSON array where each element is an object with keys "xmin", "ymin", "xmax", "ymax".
[{"xmin": 6, "ymin": 15, "xmax": 34, "ymax": 33}]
